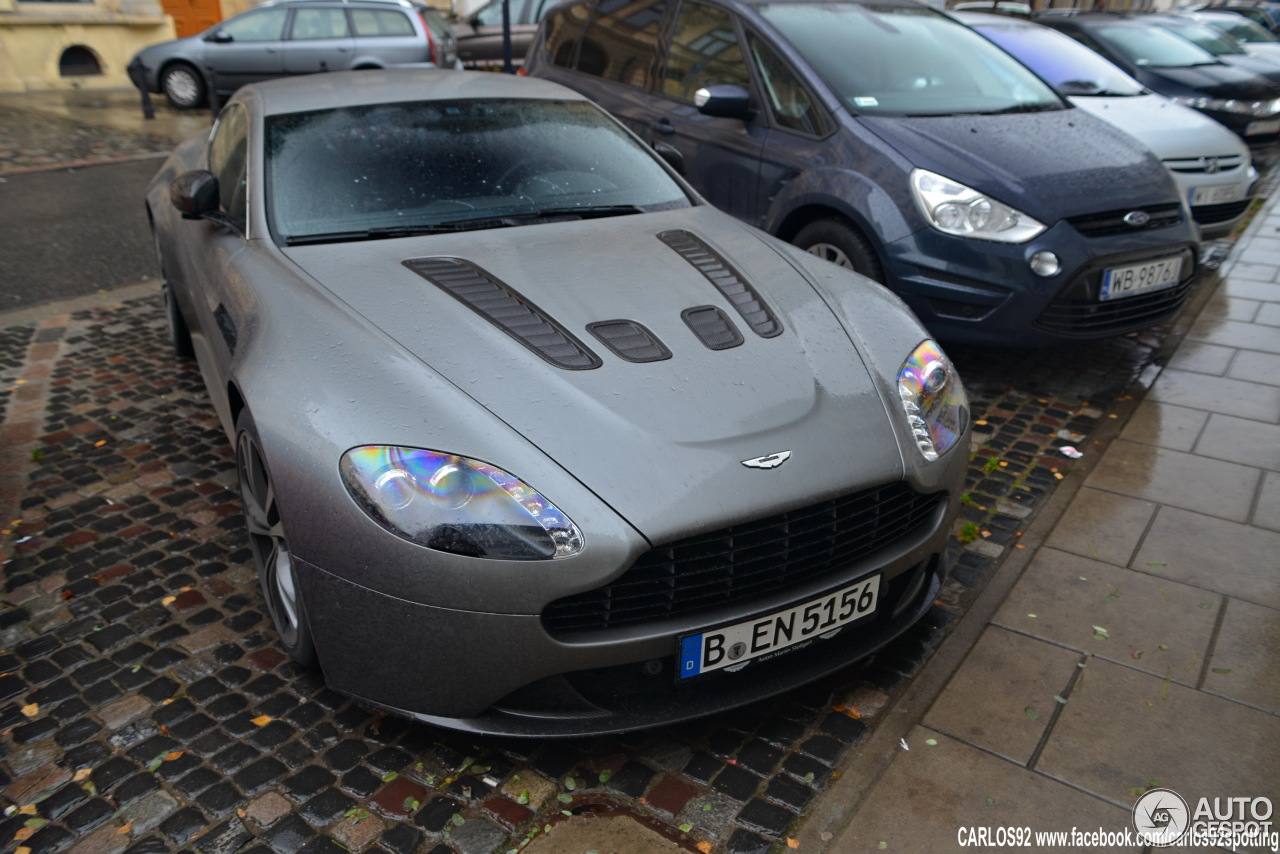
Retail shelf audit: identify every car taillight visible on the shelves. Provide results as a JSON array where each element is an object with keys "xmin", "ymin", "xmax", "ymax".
[{"xmin": 419, "ymin": 12, "xmax": 439, "ymax": 64}]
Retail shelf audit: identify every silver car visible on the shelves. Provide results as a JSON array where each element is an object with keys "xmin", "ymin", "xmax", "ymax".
[
  {"xmin": 128, "ymin": 0, "xmax": 457, "ymax": 109},
  {"xmin": 146, "ymin": 69, "xmax": 969, "ymax": 735}
]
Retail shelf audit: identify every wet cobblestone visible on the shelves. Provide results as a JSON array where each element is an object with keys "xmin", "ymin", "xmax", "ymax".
[{"xmin": 0, "ymin": 283, "xmax": 1210, "ymax": 853}]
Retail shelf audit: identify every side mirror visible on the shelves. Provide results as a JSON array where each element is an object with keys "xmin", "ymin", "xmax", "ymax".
[
  {"xmin": 204, "ymin": 30, "xmax": 233, "ymax": 43},
  {"xmin": 653, "ymin": 141, "xmax": 685, "ymax": 175},
  {"xmin": 171, "ymin": 170, "xmax": 220, "ymax": 219},
  {"xmin": 694, "ymin": 84, "xmax": 755, "ymax": 121}
]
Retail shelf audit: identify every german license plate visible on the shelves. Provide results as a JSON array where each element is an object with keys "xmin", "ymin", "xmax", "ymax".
[
  {"xmin": 678, "ymin": 575, "xmax": 879, "ymax": 680},
  {"xmin": 1246, "ymin": 119, "xmax": 1280, "ymax": 136},
  {"xmin": 1100, "ymin": 256, "xmax": 1182, "ymax": 302},
  {"xmin": 1188, "ymin": 183, "xmax": 1244, "ymax": 206}
]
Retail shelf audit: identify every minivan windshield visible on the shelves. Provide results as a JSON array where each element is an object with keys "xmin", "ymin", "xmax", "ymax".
[
  {"xmin": 266, "ymin": 98, "xmax": 691, "ymax": 243},
  {"xmin": 976, "ymin": 22, "xmax": 1146, "ymax": 96},
  {"xmin": 1093, "ymin": 23, "xmax": 1223, "ymax": 67},
  {"xmin": 757, "ymin": 3, "xmax": 1063, "ymax": 116}
]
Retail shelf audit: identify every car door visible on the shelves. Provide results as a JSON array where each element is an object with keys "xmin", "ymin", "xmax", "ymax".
[
  {"xmin": 281, "ymin": 5, "xmax": 356, "ymax": 73},
  {"xmin": 641, "ymin": 0, "xmax": 765, "ymax": 222},
  {"xmin": 178, "ymin": 103, "xmax": 252, "ymax": 430},
  {"xmin": 350, "ymin": 6, "xmax": 434, "ymax": 66},
  {"xmin": 205, "ymin": 7, "xmax": 289, "ymax": 91}
]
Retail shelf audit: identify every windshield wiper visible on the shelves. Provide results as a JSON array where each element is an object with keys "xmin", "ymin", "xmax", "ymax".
[
  {"xmin": 283, "ymin": 205, "xmax": 645, "ymax": 245},
  {"xmin": 284, "ymin": 224, "xmax": 462, "ymax": 245},
  {"xmin": 982, "ymin": 102, "xmax": 1061, "ymax": 115}
]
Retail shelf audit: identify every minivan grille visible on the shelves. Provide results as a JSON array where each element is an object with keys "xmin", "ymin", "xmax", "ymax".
[
  {"xmin": 1067, "ymin": 204, "xmax": 1183, "ymax": 238},
  {"xmin": 1035, "ymin": 248, "xmax": 1196, "ymax": 337},
  {"xmin": 542, "ymin": 483, "xmax": 943, "ymax": 636}
]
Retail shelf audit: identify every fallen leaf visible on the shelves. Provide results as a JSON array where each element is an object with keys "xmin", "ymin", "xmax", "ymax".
[
  {"xmin": 787, "ymin": 838, "xmax": 800, "ymax": 849},
  {"xmin": 1157, "ymin": 644, "xmax": 1169, "ymax": 651},
  {"xmin": 20, "ymin": 704, "xmax": 38, "ymax": 718},
  {"xmin": 17, "ymin": 805, "xmax": 36, "ymax": 815},
  {"xmin": 1091, "ymin": 625, "xmax": 1110, "ymax": 641},
  {"xmin": 1053, "ymin": 695, "xmax": 1067, "ymax": 705},
  {"xmin": 697, "ymin": 842, "xmax": 713, "ymax": 854},
  {"xmin": 251, "ymin": 715, "xmax": 272, "ymax": 726},
  {"xmin": 14, "ymin": 828, "xmax": 35, "ymax": 841},
  {"xmin": 925, "ymin": 738, "xmax": 937, "ymax": 746},
  {"xmin": 679, "ymin": 823, "xmax": 693, "ymax": 833},
  {"xmin": 161, "ymin": 596, "xmax": 176, "ymax": 605},
  {"xmin": 165, "ymin": 751, "xmax": 183, "ymax": 761},
  {"xmin": 117, "ymin": 821, "xmax": 133, "ymax": 835},
  {"xmin": 1025, "ymin": 707, "xmax": 1040, "ymax": 720},
  {"xmin": 845, "ymin": 705, "xmax": 862, "ymax": 720}
]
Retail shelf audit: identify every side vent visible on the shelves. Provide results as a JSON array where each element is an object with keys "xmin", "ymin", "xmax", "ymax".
[
  {"xmin": 682, "ymin": 306, "xmax": 743, "ymax": 351},
  {"xmin": 658, "ymin": 230, "xmax": 783, "ymax": 338},
  {"xmin": 586, "ymin": 320, "xmax": 672, "ymax": 363},
  {"xmin": 404, "ymin": 257, "xmax": 601, "ymax": 370}
]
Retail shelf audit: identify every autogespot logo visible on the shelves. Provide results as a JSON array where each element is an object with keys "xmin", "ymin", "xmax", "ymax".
[{"xmin": 1134, "ymin": 788, "xmax": 1190, "ymax": 845}]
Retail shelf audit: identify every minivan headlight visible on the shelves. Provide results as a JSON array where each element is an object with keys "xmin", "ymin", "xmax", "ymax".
[
  {"xmin": 910, "ymin": 169, "xmax": 1046, "ymax": 243},
  {"xmin": 897, "ymin": 340, "xmax": 968, "ymax": 461},
  {"xmin": 340, "ymin": 446, "xmax": 583, "ymax": 560}
]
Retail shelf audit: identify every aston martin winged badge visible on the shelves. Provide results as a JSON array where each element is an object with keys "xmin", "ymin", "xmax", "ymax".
[{"xmin": 741, "ymin": 451, "xmax": 792, "ymax": 469}]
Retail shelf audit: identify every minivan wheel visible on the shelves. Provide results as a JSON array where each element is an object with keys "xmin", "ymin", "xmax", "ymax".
[
  {"xmin": 236, "ymin": 409, "xmax": 318, "ymax": 668},
  {"xmin": 161, "ymin": 62, "xmax": 206, "ymax": 110},
  {"xmin": 795, "ymin": 219, "xmax": 884, "ymax": 282}
]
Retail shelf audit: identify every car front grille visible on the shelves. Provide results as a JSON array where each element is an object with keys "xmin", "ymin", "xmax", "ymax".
[
  {"xmin": 1163, "ymin": 154, "xmax": 1247, "ymax": 175},
  {"xmin": 1191, "ymin": 199, "xmax": 1252, "ymax": 226},
  {"xmin": 542, "ymin": 483, "xmax": 943, "ymax": 636},
  {"xmin": 1034, "ymin": 247, "xmax": 1196, "ymax": 337},
  {"xmin": 1066, "ymin": 204, "xmax": 1184, "ymax": 238}
]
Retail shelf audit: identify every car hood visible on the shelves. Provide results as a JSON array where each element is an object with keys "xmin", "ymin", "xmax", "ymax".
[
  {"xmin": 1138, "ymin": 62, "xmax": 1280, "ymax": 100},
  {"xmin": 1068, "ymin": 93, "xmax": 1251, "ymax": 161},
  {"xmin": 280, "ymin": 206, "xmax": 911, "ymax": 543},
  {"xmin": 857, "ymin": 108, "xmax": 1179, "ymax": 221}
]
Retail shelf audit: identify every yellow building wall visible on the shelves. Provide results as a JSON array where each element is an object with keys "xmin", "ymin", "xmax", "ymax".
[{"xmin": 0, "ymin": 0, "xmax": 176, "ymax": 92}]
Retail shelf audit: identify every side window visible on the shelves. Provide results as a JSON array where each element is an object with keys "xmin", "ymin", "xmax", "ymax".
[
  {"xmin": 749, "ymin": 36, "xmax": 830, "ymax": 137},
  {"xmin": 580, "ymin": 0, "xmax": 667, "ymax": 87},
  {"xmin": 290, "ymin": 8, "xmax": 351, "ymax": 39},
  {"xmin": 542, "ymin": 1, "xmax": 593, "ymax": 69},
  {"xmin": 220, "ymin": 7, "xmax": 289, "ymax": 42},
  {"xmin": 473, "ymin": 0, "xmax": 506, "ymax": 26},
  {"xmin": 351, "ymin": 8, "xmax": 415, "ymax": 36},
  {"xmin": 664, "ymin": 2, "xmax": 749, "ymax": 103},
  {"xmin": 209, "ymin": 103, "xmax": 250, "ymax": 234}
]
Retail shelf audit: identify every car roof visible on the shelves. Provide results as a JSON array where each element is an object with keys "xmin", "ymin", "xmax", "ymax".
[
  {"xmin": 952, "ymin": 10, "xmax": 1035, "ymax": 26},
  {"xmin": 237, "ymin": 68, "xmax": 591, "ymax": 117}
]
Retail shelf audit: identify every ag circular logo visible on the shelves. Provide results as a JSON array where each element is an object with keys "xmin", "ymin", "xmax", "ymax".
[{"xmin": 1133, "ymin": 788, "xmax": 1189, "ymax": 845}]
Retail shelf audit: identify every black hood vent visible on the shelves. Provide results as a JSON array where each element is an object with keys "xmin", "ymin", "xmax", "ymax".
[
  {"xmin": 682, "ymin": 306, "xmax": 743, "ymax": 351},
  {"xmin": 587, "ymin": 320, "xmax": 672, "ymax": 363},
  {"xmin": 658, "ymin": 230, "xmax": 783, "ymax": 338},
  {"xmin": 404, "ymin": 257, "xmax": 601, "ymax": 370}
]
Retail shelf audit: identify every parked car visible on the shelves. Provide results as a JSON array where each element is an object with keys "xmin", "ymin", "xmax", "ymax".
[
  {"xmin": 1036, "ymin": 12, "xmax": 1280, "ymax": 143},
  {"xmin": 961, "ymin": 12, "xmax": 1257, "ymax": 238},
  {"xmin": 449, "ymin": 0, "xmax": 557, "ymax": 67},
  {"xmin": 145, "ymin": 68, "xmax": 969, "ymax": 735},
  {"xmin": 1192, "ymin": 1, "xmax": 1280, "ymax": 33},
  {"xmin": 128, "ymin": 0, "xmax": 458, "ymax": 109},
  {"xmin": 1186, "ymin": 8, "xmax": 1280, "ymax": 61},
  {"xmin": 1141, "ymin": 12, "xmax": 1280, "ymax": 81},
  {"xmin": 525, "ymin": 0, "xmax": 1200, "ymax": 348}
]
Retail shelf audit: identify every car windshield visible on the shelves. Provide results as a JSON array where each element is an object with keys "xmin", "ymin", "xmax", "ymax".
[
  {"xmin": 1205, "ymin": 14, "xmax": 1279, "ymax": 42},
  {"xmin": 266, "ymin": 98, "xmax": 691, "ymax": 243},
  {"xmin": 976, "ymin": 22, "xmax": 1146, "ymax": 96},
  {"xmin": 757, "ymin": 3, "xmax": 1062, "ymax": 116},
  {"xmin": 1094, "ymin": 22, "xmax": 1224, "ymax": 66},
  {"xmin": 1153, "ymin": 17, "xmax": 1247, "ymax": 54}
]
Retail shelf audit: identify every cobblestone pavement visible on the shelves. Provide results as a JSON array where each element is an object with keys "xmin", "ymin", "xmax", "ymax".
[
  {"xmin": 0, "ymin": 93, "xmax": 1269, "ymax": 854},
  {"xmin": 0, "ymin": 281, "xmax": 1214, "ymax": 854}
]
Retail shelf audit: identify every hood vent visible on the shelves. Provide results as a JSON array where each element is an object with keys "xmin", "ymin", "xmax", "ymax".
[
  {"xmin": 404, "ymin": 257, "xmax": 601, "ymax": 370},
  {"xmin": 658, "ymin": 230, "xmax": 783, "ymax": 338},
  {"xmin": 682, "ymin": 306, "xmax": 743, "ymax": 351},
  {"xmin": 587, "ymin": 320, "xmax": 672, "ymax": 363}
]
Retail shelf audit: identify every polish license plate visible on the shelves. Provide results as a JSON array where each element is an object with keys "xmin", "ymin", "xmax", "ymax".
[
  {"xmin": 1246, "ymin": 119, "xmax": 1280, "ymax": 136},
  {"xmin": 1188, "ymin": 183, "xmax": 1244, "ymax": 206},
  {"xmin": 678, "ymin": 575, "xmax": 879, "ymax": 680},
  {"xmin": 1100, "ymin": 256, "xmax": 1183, "ymax": 302}
]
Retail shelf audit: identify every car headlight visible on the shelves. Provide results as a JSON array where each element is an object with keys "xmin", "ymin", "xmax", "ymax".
[
  {"xmin": 1171, "ymin": 95, "xmax": 1280, "ymax": 116},
  {"xmin": 897, "ymin": 340, "xmax": 968, "ymax": 462},
  {"xmin": 910, "ymin": 169, "xmax": 1046, "ymax": 243},
  {"xmin": 340, "ymin": 446, "xmax": 583, "ymax": 560}
]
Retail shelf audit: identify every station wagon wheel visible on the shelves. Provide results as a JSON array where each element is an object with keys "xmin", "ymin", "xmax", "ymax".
[
  {"xmin": 236, "ymin": 409, "xmax": 318, "ymax": 668},
  {"xmin": 795, "ymin": 218, "xmax": 884, "ymax": 283},
  {"xmin": 161, "ymin": 62, "xmax": 206, "ymax": 110}
]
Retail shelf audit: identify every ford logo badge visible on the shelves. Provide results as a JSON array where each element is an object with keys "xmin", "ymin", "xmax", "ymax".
[{"xmin": 1124, "ymin": 211, "xmax": 1151, "ymax": 227}]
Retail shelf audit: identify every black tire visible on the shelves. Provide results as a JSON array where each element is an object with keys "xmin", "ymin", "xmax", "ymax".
[
  {"xmin": 161, "ymin": 62, "xmax": 207, "ymax": 110},
  {"xmin": 794, "ymin": 218, "xmax": 884, "ymax": 283},
  {"xmin": 162, "ymin": 284, "xmax": 195, "ymax": 360},
  {"xmin": 236, "ymin": 409, "xmax": 319, "ymax": 668}
]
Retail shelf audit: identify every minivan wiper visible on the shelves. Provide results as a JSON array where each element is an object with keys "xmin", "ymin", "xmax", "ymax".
[{"xmin": 982, "ymin": 102, "xmax": 1061, "ymax": 115}]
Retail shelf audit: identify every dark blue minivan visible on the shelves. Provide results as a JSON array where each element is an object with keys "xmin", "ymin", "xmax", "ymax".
[{"xmin": 524, "ymin": 0, "xmax": 1202, "ymax": 347}]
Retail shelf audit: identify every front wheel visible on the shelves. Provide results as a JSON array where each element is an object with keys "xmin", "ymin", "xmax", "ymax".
[
  {"xmin": 161, "ymin": 63, "xmax": 207, "ymax": 110},
  {"xmin": 794, "ymin": 218, "xmax": 884, "ymax": 283},
  {"xmin": 236, "ymin": 409, "xmax": 318, "ymax": 668}
]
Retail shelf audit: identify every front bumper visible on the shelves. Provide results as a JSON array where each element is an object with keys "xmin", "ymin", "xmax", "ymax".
[
  {"xmin": 295, "ymin": 479, "xmax": 961, "ymax": 736},
  {"xmin": 881, "ymin": 216, "xmax": 1200, "ymax": 348}
]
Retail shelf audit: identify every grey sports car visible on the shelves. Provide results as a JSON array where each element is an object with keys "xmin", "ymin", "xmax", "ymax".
[{"xmin": 145, "ymin": 69, "xmax": 970, "ymax": 736}]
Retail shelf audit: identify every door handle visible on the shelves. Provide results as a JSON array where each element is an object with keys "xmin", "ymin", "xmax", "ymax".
[{"xmin": 650, "ymin": 119, "xmax": 674, "ymax": 136}]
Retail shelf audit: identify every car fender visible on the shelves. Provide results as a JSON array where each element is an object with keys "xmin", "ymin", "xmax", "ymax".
[{"xmin": 762, "ymin": 165, "xmax": 919, "ymax": 250}]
